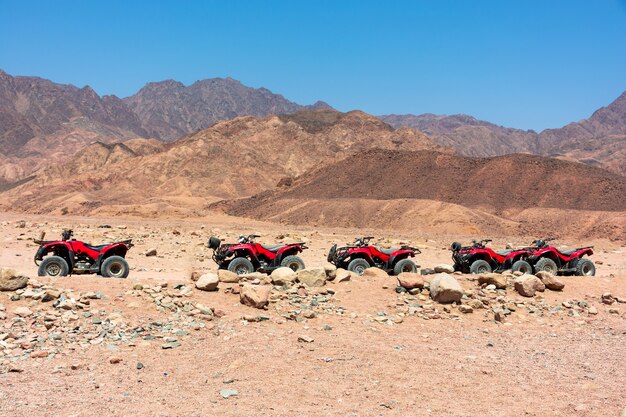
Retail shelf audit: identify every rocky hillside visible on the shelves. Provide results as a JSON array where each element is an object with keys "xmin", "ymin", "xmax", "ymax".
[
  {"xmin": 213, "ymin": 148, "xmax": 626, "ymax": 238},
  {"xmin": 0, "ymin": 111, "xmax": 440, "ymax": 214},
  {"xmin": 124, "ymin": 78, "xmax": 331, "ymax": 141},
  {"xmin": 380, "ymin": 91, "xmax": 626, "ymax": 175}
]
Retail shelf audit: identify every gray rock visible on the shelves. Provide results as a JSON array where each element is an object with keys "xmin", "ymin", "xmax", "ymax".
[
  {"xmin": 220, "ymin": 388, "xmax": 238, "ymax": 399},
  {"xmin": 429, "ymin": 273, "xmax": 463, "ymax": 303},
  {"xmin": 0, "ymin": 268, "xmax": 29, "ymax": 291},
  {"xmin": 195, "ymin": 273, "xmax": 219, "ymax": 291}
]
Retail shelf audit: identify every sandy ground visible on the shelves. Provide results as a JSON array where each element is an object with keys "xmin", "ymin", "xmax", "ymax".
[{"xmin": 0, "ymin": 212, "xmax": 625, "ymax": 416}]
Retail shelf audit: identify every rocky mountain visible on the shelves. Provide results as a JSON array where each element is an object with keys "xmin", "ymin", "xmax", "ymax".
[
  {"xmin": 0, "ymin": 110, "xmax": 440, "ymax": 215},
  {"xmin": 124, "ymin": 78, "xmax": 331, "ymax": 141},
  {"xmin": 380, "ymin": 91, "xmax": 626, "ymax": 175},
  {"xmin": 0, "ymin": 70, "xmax": 332, "ymax": 185},
  {"xmin": 0, "ymin": 69, "xmax": 146, "ymax": 157}
]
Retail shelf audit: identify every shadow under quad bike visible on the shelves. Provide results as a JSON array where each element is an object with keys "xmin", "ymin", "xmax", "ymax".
[
  {"xmin": 327, "ymin": 236, "xmax": 421, "ymax": 276},
  {"xmin": 34, "ymin": 229, "xmax": 133, "ymax": 278},
  {"xmin": 207, "ymin": 234, "xmax": 307, "ymax": 275},
  {"xmin": 527, "ymin": 237, "xmax": 595, "ymax": 276},
  {"xmin": 450, "ymin": 238, "xmax": 533, "ymax": 274}
]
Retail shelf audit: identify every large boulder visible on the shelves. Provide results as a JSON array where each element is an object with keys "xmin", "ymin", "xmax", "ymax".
[
  {"xmin": 535, "ymin": 271, "xmax": 564, "ymax": 291},
  {"xmin": 0, "ymin": 268, "xmax": 29, "ymax": 291},
  {"xmin": 218, "ymin": 270, "xmax": 240, "ymax": 283},
  {"xmin": 514, "ymin": 274, "xmax": 545, "ymax": 297},
  {"xmin": 362, "ymin": 267, "xmax": 389, "ymax": 279},
  {"xmin": 477, "ymin": 273, "xmax": 507, "ymax": 290},
  {"xmin": 297, "ymin": 268, "xmax": 327, "ymax": 287},
  {"xmin": 240, "ymin": 284, "xmax": 271, "ymax": 309},
  {"xmin": 271, "ymin": 267, "xmax": 297, "ymax": 285},
  {"xmin": 396, "ymin": 272, "xmax": 424, "ymax": 290},
  {"xmin": 429, "ymin": 273, "xmax": 463, "ymax": 303},
  {"xmin": 433, "ymin": 264, "xmax": 455, "ymax": 274},
  {"xmin": 195, "ymin": 273, "xmax": 219, "ymax": 291}
]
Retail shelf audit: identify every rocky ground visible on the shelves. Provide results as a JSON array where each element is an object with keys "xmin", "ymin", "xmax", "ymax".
[{"xmin": 0, "ymin": 213, "xmax": 625, "ymax": 416}]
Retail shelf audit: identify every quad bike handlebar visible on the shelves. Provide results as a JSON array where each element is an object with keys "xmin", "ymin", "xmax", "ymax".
[{"xmin": 353, "ymin": 236, "xmax": 374, "ymax": 247}]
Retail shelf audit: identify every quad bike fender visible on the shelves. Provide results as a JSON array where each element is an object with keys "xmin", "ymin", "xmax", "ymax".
[
  {"xmin": 528, "ymin": 248, "xmax": 561, "ymax": 265},
  {"xmin": 101, "ymin": 242, "xmax": 131, "ymax": 259},
  {"xmin": 571, "ymin": 247, "xmax": 593, "ymax": 259},
  {"xmin": 346, "ymin": 248, "xmax": 373, "ymax": 264},
  {"xmin": 35, "ymin": 243, "xmax": 74, "ymax": 269}
]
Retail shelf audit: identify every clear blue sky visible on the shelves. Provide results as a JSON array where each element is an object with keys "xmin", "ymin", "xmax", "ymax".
[{"xmin": 1, "ymin": 0, "xmax": 625, "ymax": 130}]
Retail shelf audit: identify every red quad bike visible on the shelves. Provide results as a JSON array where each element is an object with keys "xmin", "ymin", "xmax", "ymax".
[
  {"xmin": 34, "ymin": 229, "xmax": 133, "ymax": 278},
  {"xmin": 207, "ymin": 234, "xmax": 307, "ymax": 275},
  {"xmin": 327, "ymin": 236, "xmax": 421, "ymax": 276},
  {"xmin": 527, "ymin": 238, "xmax": 595, "ymax": 276},
  {"xmin": 450, "ymin": 239, "xmax": 533, "ymax": 274}
]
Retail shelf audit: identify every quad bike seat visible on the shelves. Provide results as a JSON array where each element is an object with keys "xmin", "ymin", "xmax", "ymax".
[
  {"xmin": 376, "ymin": 247, "xmax": 400, "ymax": 255},
  {"xmin": 84, "ymin": 243, "xmax": 110, "ymax": 251},
  {"xmin": 558, "ymin": 249, "xmax": 577, "ymax": 256},
  {"xmin": 261, "ymin": 244, "xmax": 285, "ymax": 252},
  {"xmin": 495, "ymin": 249, "xmax": 513, "ymax": 256}
]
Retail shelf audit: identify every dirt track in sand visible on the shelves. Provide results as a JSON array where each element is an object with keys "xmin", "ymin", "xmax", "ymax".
[{"xmin": 0, "ymin": 213, "xmax": 625, "ymax": 416}]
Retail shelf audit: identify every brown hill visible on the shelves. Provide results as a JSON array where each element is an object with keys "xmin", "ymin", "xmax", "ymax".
[
  {"xmin": 214, "ymin": 149, "xmax": 626, "ymax": 239},
  {"xmin": 0, "ymin": 111, "xmax": 440, "ymax": 215}
]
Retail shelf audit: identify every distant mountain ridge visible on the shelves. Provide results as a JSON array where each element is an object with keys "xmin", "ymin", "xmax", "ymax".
[{"xmin": 380, "ymin": 91, "xmax": 626, "ymax": 174}]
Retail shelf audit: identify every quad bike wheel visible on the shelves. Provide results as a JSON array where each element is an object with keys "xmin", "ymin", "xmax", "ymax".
[
  {"xmin": 393, "ymin": 258, "xmax": 417, "ymax": 275},
  {"xmin": 281, "ymin": 255, "xmax": 305, "ymax": 271},
  {"xmin": 101, "ymin": 256, "xmax": 130, "ymax": 278},
  {"xmin": 511, "ymin": 260, "xmax": 532, "ymax": 274},
  {"xmin": 228, "ymin": 257, "xmax": 255, "ymax": 275},
  {"xmin": 38, "ymin": 256, "xmax": 69, "ymax": 277},
  {"xmin": 534, "ymin": 258, "xmax": 558, "ymax": 275},
  {"xmin": 469, "ymin": 259, "xmax": 492, "ymax": 274},
  {"xmin": 347, "ymin": 258, "xmax": 370, "ymax": 276},
  {"xmin": 575, "ymin": 259, "xmax": 596, "ymax": 276}
]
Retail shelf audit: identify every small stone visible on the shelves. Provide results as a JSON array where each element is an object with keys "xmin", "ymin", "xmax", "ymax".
[
  {"xmin": 15, "ymin": 306, "xmax": 33, "ymax": 317},
  {"xmin": 145, "ymin": 248, "xmax": 158, "ymax": 257},
  {"xmin": 220, "ymin": 388, "xmax": 238, "ymax": 399},
  {"xmin": 109, "ymin": 357, "xmax": 122, "ymax": 364},
  {"xmin": 536, "ymin": 271, "xmax": 564, "ymax": 291},
  {"xmin": 190, "ymin": 271, "xmax": 201, "ymax": 282},
  {"xmin": 334, "ymin": 268, "xmax": 353, "ymax": 283},
  {"xmin": 323, "ymin": 264, "xmax": 337, "ymax": 280},
  {"xmin": 136, "ymin": 362, "xmax": 144, "ymax": 369},
  {"xmin": 514, "ymin": 274, "xmax": 545, "ymax": 297},
  {"xmin": 397, "ymin": 272, "xmax": 424, "ymax": 290},
  {"xmin": 195, "ymin": 273, "xmax": 219, "ymax": 291},
  {"xmin": 298, "ymin": 335, "xmax": 314, "ymax": 343},
  {"xmin": 30, "ymin": 350, "xmax": 49, "ymax": 358},
  {"xmin": 362, "ymin": 267, "xmax": 389, "ymax": 278},
  {"xmin": 296, "ymin": 268, "xmax": 327, "ymax": 287},
  {"xmin": 240, "ymin": 284, "xmax": 271, "ymax": 309},
  {"xmin": 477, "ymin": 273, "xmax": 507, "ymax": 290},
  {"xmin": 302, "ymin": 310, "xmax": 316, "ymax": 319},
  {"xmin": 429, "ymin": 273, "xmax": 463, "ymax": 303},
  {"xmin": 459, "ymin": 305, "xmax": 473, "ymax": 314},
  {"xmin": 218, "ymin": 270, "xmax": 240, "ymax": 283},
  {"xmin": 587, "ymin": 306, "xmax": 598, "ymax": 315},
  {"xmin": 433, "ymin": 264, "xmax": 455, "ymax": 274},
  {"xmin": 270, "ymin": 267, "xmax": 297, "ymax": 285}
]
